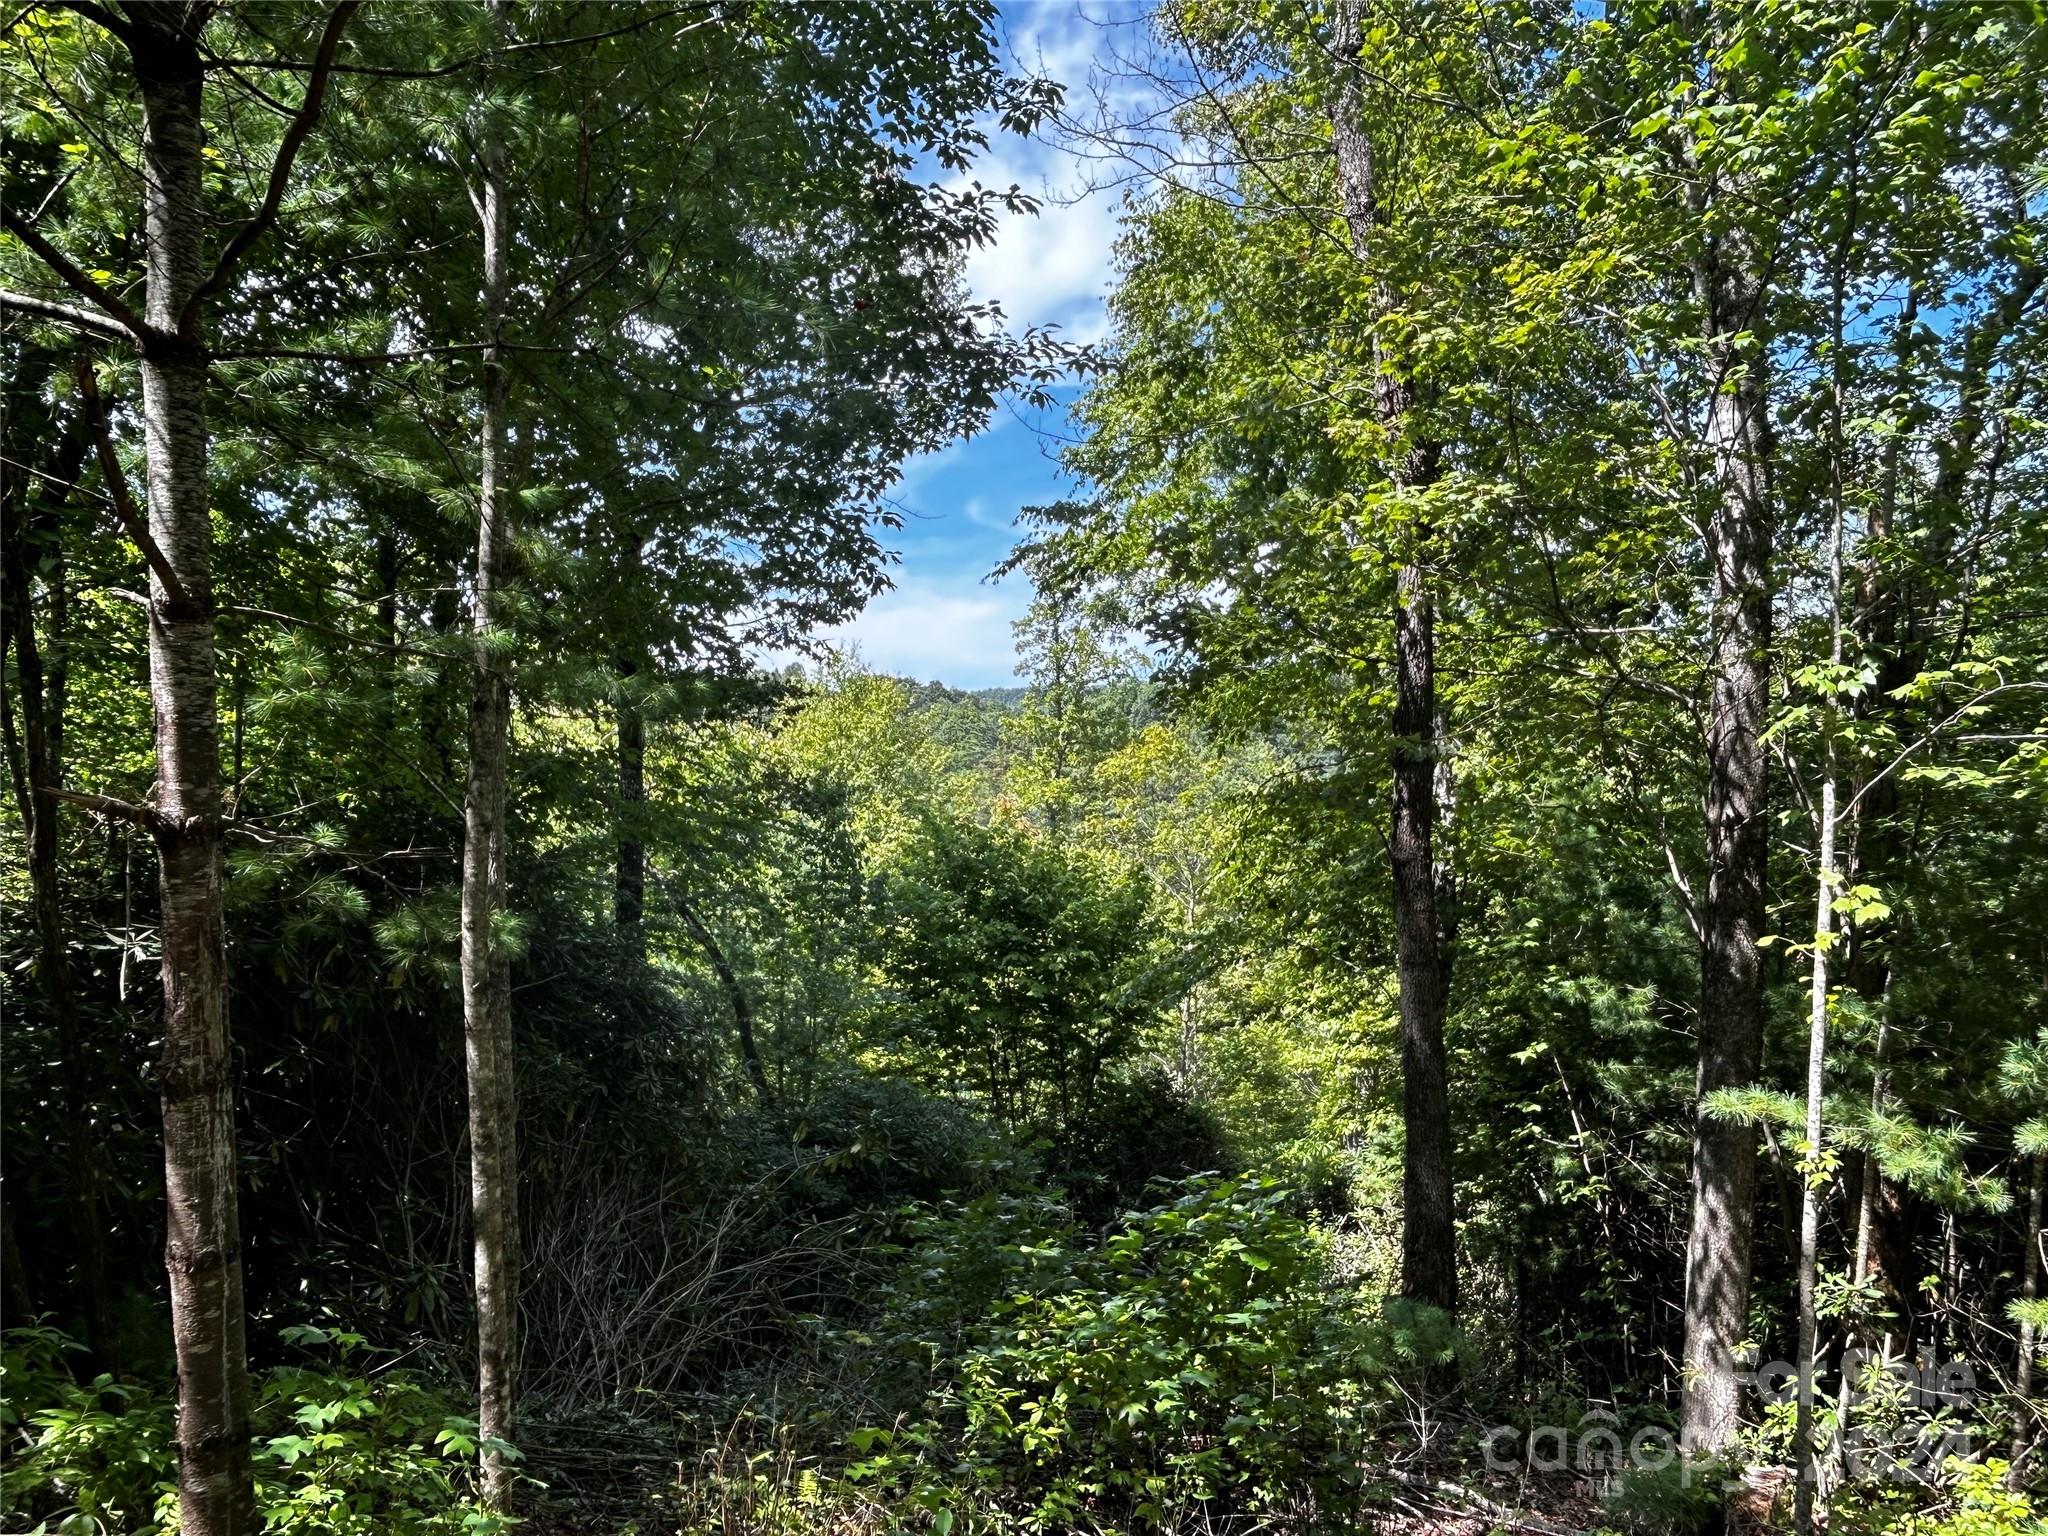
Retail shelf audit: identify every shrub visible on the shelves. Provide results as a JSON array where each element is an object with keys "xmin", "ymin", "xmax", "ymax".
[
  {"xmin": 1598, "ymin": 1459, "xmax": 1728, "ymax": 1536},
  {"xmin": 1895, "ymin": 1460, "xmax": 2041, "ymax": 1536},
  {"xmin": 849, "ymin": 1175, "xmax": 1397, "ymax": 1531},
  {"xmin": 1, "ymin": 1323, "xmax": 173, "ymax": 1534},
  {"xmin": 1049, "ymin": 1069, "xmax": 1232, "ymax": 1224},
  {"xmin": 0, "ymin": 1322, "xmax": 511, "ymax": 1535},
  {"xmin": 1835, "ymin": 1458, "xmax": 2045, "ymax": 1536}
]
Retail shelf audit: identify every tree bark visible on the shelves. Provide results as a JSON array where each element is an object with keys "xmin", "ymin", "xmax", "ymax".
[
  {"xmin": 1793, "ymin": 235, "xmax": 1858, "ymax": 1535},
  {"xmin": 131, "ymin": 16, "xmax": 257, "ymax": 1533},
  {"xmin": 1330, "ymin": 0, "xmax": 1455, "ymax": 1315},
  {"xmin": 461, "ymin": 1, "xmax": 520, "ymax": 1505},
  {"xmin": 0, "ymin": 1201, "xmax": 32, "ymax": 1322},
  {"xmin": 1680, "ymin": 105, "xmax": 1773, "ymax": 1458}
]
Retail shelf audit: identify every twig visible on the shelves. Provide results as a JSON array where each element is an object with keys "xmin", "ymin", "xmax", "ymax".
[
  {"xmin": 44, "ymin": 785, "xmax": 155, "ymax": 829},
  {"xmin": 222, "ymin": 604, "xmax": 436, "ymax": 656}
]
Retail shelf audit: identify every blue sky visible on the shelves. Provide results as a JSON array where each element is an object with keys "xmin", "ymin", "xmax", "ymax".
[{"xmin": 815, "ymin": 2, "xmax": 1148, "ymax": 689}]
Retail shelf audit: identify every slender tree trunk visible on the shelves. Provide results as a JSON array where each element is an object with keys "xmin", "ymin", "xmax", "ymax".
[
  {"xmin": 1844, "ymin": 285, "xmax": 1917, "ymax": 1359},
  {"xmin": 2015, "ymin": 1154, "xmax": 2044, "ymax": 1486},
  {"xmin": 130, "ymin": 17, "xmax": 256, "ymax": 1532},
  {"xmin": 0, "ymin": 1200, "xmax": 31, "ymax": 1321},
  {"xmin": 1680, "ymin": 146, "xmax": 1773, "ymax": 1458},
  {"xmin": 461, "ymin": 3, "xmax": 520, "ymax": 1503},
  {"xmin": 373, "ymin": 524, "xmax": 401, "ymax": 749},
  {"xmin": 1834, "ymin": 1009, "xmax": 1890, "ymax": 1487},
  {"xmin": 1389, "ymin": 562, "xmax": 1455, "ymax": 1312},
  {"xmin": 1793, "ymin": 237, "xmax": 1857, "ymax": 1535},
  {"xmin": 0, "ymin": 396, "xmax": 109, "ymax": 1356},
  {"xmin": 1850, "ymin": 1023, "xmax": 1886, "ymax": 1292},
  {"xmin": 1793, "ymin": 776, "xmax": 1837, "ymax": 1534},
  {"xmin": 673, "ymin": 888, "xmax": 770, "ymax": 1101},
  {"xmin": 614, "ymin": 657, "xmax": 645, "ymax": 955},
  {"xmin": 1330, "ymin": 0, "xmax": 1455, "ymax": 1314}
]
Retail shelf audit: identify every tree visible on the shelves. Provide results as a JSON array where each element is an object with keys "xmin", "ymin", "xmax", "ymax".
[
  {"xmin": 419, "ymin": 0, "xmax": 1065, "ymax": 1489},
  {"xmin": 3, "ymin": 7, "xmax": 357, "ymax": 1528},
  {"xmin": 877, "ymin": 814, "xmax": 1161, "ymax": 1133},
  {"xmin": 0, "ymin": 341, "xmax": 104, "ymax": 1357},
  {"xmin": 1675, "ymin": 5, "xmax": 1777, "ymax": 1462},
  {"xmin": 458, "ymin": 0, "xmax": 519, "ymax": 1505},
  {"xmin": 1326, "ymin": 0, "xmax": 1455, "ymax": 1316},
  {"xmin": 1041, "ymin": 0, "xmax": 1567, "ymax": 1318}
]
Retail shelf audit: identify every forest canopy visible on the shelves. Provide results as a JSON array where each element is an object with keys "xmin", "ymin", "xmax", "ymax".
[{"xmin": 3, "ymin": 3, "xmax": 2046, "ymax": 1535}]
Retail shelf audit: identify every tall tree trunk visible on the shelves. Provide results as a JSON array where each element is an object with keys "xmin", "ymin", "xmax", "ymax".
[
  {"xmin": 0, "ymin": 1201, "xmax": 31, "ymax": 1321},
  {"xmin": 1389, "ymin": 562, "xmax": 1455, "ymax": 1312},
  {"xmin": 1793, "ymin": 760, "xmax": 1838, "ymax": 1533},
  {"xmin": 1793, "ymin": 241, "xmax": 1857, "ymax": 1535},
  {"xmin": 0, "ymin": 388, "xmax": 109, "ymax": 1357},
  {"xmin": 132, "ymin": 17, "xmax": 256, "ymax": 1533},
  {"xmin": 614, "ymin": 656, "xmax": 645, "ymax": 955},
  {"xmin": 1330, "ymin": 0, "xmax": 1455, "ymax": 1314},
  {"xmin": 2014, "ymin": 1153, "xmax": 2043, "ymax": 1486},
  {"xmin": 1680, "ymin": 139, "xmax": 1773, "ymax": 1458},
  {"xmin": 1844, "ymin": 284, "xmax": 1918, "ymax": 1355},
  {"xmin": 461, "ymin": 3, "xmax": 520, "ymax": 1504}
]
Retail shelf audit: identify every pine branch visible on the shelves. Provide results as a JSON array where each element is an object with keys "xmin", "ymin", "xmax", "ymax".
[
  {"xmin": 57, "ymin": 0, "xmax": 131, "ymax": 44},
  {"xmin": 221, "ymin": 604, "xmax": 437, "ymax": 657}
]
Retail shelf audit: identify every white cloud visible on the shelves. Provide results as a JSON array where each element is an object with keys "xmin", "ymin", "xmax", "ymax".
[
  {"xmin": 962, "ymin": 496, "xmax": 1017, "ymax": 531},
  {"xmin": 958, "ymin": 147, "xmax": 1123, "ymax": 339},
  {"xmin": 936, "ymin": 4, "xmax": 1160, "ymax": 345},
  {"xmin": 820, "ymin": 572, "xmax": 1029, "ymax": 687},
  {"xmin": 762, "ymin": 6, "xmax": 1171, "ymax": 689}
]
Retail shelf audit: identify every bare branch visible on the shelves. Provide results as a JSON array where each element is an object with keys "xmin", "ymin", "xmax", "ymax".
[
  {"xmin": 1664, "ymin": 840, "xmax": 1703, "ymax": 943},
  {"xmin": 0, "ymin": 288, "xmax": 131, "ymax": 340},
  {"xmin": 181, "ymin": 1, "xmax": 360, "ymax": 331},
  {"xmin": 72, "ymin": 359, "xmax": 198, "ymax": 612},
  {"xmin": 222, "ymin": 603, "xmax": 437, "ymax": 656},
  {"xmin": 57, "ymin": 0, "xmax": 130, "ymax": 42},
  {"xmin": 1840, "ymin": 679, "xmax": 2048, "ymax": 823},
  {"xmin": 0, "ymin": 207, "xmax": 147, "ymax": 338},
  {"xmin": 209, "ymin": 340, "xmax": 568, "ymax": 364},
  {"xmin": 202, "ymin": 6, "xmax": 699, "ymax": 80},
  {"xmin": 45, "ymin": 785, "xmax": 156, "ymax": 829}
]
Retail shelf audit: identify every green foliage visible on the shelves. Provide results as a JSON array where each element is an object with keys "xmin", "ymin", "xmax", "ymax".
[
  {"xmin": 1597, "ymin": 1458, "xmax": 1729, "ymax": 1536},
  {"xmin": 1835, "ymin": 1459, "xmax": 2044, "ymax": 1536},
  {"xmin": 1, "ymin": 1323, "xmax": 174, "ymax": 1535},
  {"xmin": 0, "ymin": 1324, "xmax": 509, "ymax": 1535},
  {"xmin": 1050, "ymin": 1069, "xmax": 1232, "ymax": 1224},
  {"xmin": 875, "ymin": 814, "xmax": 1165, "ymax": 1133},
  {"xmin": 849, "ymin": 1176, "xmax": 1399, "ymax": 1531},
  {"xmin": 5, "ymin": 0, "xmax": 2048, "ymax": 1530}
]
